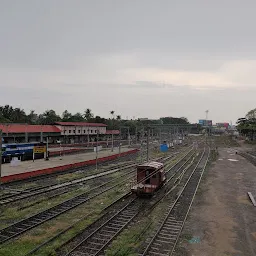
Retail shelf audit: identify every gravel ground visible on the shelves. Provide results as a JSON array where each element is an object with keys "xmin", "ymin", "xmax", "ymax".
[{"xmin": 175, "ymin": 144, "xmax": 256, "ymax": 256}]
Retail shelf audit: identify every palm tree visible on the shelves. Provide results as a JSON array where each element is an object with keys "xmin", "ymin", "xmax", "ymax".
[
  {"xmin": 110, "ymin": 111, "xmax": 115, "ymax": 129},
  {"xmin": 84, "ymin": 108, "xmax": 94, "ymax": 121},
  {"xmin": 39, "ymin": 110, "xmax": 61, "ymax": 124},
  {"xmin": 110, "ymin": 110, "xmax": 115, "ymax": 119}
]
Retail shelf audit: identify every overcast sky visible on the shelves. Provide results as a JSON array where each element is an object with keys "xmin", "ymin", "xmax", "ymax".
[{"xmin": 1, "ymin": 0, "xmax": 256, "ymax": 124}]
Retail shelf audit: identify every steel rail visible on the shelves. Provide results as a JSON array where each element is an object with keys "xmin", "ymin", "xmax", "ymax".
[
  {"xmin": 0, "ymin": 163, "xmax": 137, "ymax": 205},
  {"xmin": 23, "ymin": 192, "xmax": 134, "ymax": 256},
  {"xmin": 141, "ymin": 147, "xmax": 210, "ymax": 256},
  {"xmin": 0, "ymin": 168, "xmax": 137, "ymax": 244},
  {"xmin": 63, "ymin": 197, "xmax": 141, "ymax": 256}
]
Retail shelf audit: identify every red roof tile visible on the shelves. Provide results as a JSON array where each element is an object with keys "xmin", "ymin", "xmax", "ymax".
[
  {"xmin": 55, "ymin": 122, "xmax": 107, "ymax": 127},
  {"xmin": 0, "ymin": 124, "xmax": 61, "ymax": 134}
]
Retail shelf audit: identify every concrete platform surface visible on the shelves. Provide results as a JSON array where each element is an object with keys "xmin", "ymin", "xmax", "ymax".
[
  {"xmin": 48, "ymin": 147, "xmax": 81, "ymax": 152},
  {"xmin": 2, "ymin": 147, "xmax": 135, "ymax": 177}
]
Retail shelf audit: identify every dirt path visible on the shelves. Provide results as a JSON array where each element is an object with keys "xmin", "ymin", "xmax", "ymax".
[{"xmin": 176, "ymin": 147, "xmax": 256, "ymax": 256}]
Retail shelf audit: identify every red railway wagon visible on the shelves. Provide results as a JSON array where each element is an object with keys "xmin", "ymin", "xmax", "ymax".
[{"xmin": 131, "ymin": 161, "xmax": 166, "ymax": 196}]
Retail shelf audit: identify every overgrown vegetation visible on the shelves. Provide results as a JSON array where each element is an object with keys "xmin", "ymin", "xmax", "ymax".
[{"xmin": 237, "ymin": 108, "xmax": 256, "ymax": 141}]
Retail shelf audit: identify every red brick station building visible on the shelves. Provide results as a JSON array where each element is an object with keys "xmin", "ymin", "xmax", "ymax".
[{"xmin": 0, "ymin": 122, "xmax": 119, "ymax": 144}]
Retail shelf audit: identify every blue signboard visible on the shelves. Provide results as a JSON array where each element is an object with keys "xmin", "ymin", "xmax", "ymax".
[{"xmin": 160, "ymin": 144, "xmax": 168, "ymax": 152}]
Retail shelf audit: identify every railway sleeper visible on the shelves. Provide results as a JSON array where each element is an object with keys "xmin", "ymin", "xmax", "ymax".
[
  {"xmin": 148, "ymin": 251, "xmax": 169, "ymax": 256},
  {"xmin": 103, "ymin": 225, "xmax": 121, "ymax": 232},
  {"xmin": 96, "ymin": 233, "xmax": 112, "ymax": 239},
  {"xmin": 151, "ymin": 246, "xmax": 170, "ymax": 253},
  {"xmin": 161, "ymin": 227, "xmax": 179, "ymax": 234},
  {"xmin": 75, "ymin": 247, "xmax": 98, "ymax": 254},
  {"xmin": 89, "ymin": 236, "xmax": 108, "ymax": 243},
  {"xmin": 87, "ymin": 241, "xmax": 103, "ymax": 248}
]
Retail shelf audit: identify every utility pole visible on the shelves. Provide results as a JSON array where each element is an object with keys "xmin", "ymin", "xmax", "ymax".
[
  {"xmin": 45, "ymin": 137, "xmax": 49, "ymax": 160},
  {"xmin": 159, "ymin": 128, "xmax": 162, "ymax": 144},
  {"xmin": 0, "ymin": 129, "xmax": 2, "ymax": 188},
  {"xmin": 96, "ymin": 130, "xmax": 99, "ymax": 170},
  {"xmin": 40, "ymin": 125, "xmax": 43, "ymax": 143},
  {"xmin": 87, "ymin": 128, "xmax": 90, "ymax": 147},
  {"xmin": 128, "ymin": 127, "xmax": 130, "ymax": 146},
  {"xmin": 118, "ymin": 127, "xmax": 121, "ymax": 158},
  {"xmin": 140, "ymin": 127, "xmax": 144, "ymax": 163},
  {"xmin": 135, "ymin": 126, "xmax": 137, "ymax": 145},
  {"xmin": 25, "ymin": 123, "xmax": 28, "ymax": 143},
  {"xmin": 168, "ymin": 128, "xmax": 171, "ymax": 147},
  {"xmin": 111, "ymin": 133, "xmax": 114, "ymax": 152},
  {"xmin": 146, "ymin": 126, "xmax": 150, "ymax": 162}
]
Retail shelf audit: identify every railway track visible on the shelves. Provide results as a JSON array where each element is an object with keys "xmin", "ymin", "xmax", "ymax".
[
  {"xmin": 0, "ymin": 163, "xmax": 137, "ymax": 205},
  {"xmin": 140, "ymin": 147, "xmax": 210, "ymax": 256},
  {"xmin": 63, "ymin": 197, "xmax": 143, "ymax": 256},
  {"xmin": 0, "ymin": 168, "xmax": 137, "ymax": 245},
  {"xmin": 0, "ymin": 154, "xmax": 176, "ymax": 205},
  {"xmin": 54, "ymin": 149, "xmax": 196, "ymax": 255},
  {"xmin": 0, "ymin": 151, "xmax": 182, "ymax": 245},
  {"xmin": 0, "ymin": 150, "xmax": 180, "ymax": 205}
]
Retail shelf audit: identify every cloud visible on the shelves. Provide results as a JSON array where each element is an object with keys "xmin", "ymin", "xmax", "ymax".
[{"xmin": 1, "ymin": 0, "xmax": 256, "ymax": 124}]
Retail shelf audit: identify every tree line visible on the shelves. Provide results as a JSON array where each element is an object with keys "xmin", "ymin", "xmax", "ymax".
[
  {"xmin": 237, "ymin": 108, "xmax": 256, "ymax": 141},
  {"xmin": 0, "ymin": 105, "xmax": 190, "ymax": 133}
]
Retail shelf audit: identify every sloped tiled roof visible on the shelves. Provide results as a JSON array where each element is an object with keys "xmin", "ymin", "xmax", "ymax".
[
  {"xmin": 0, "ymin": 124, "xmax": 61, "ymax": 133},
  {"xmin": 55, "ymin": 122, "xmax": 107, "ymax": 127}
]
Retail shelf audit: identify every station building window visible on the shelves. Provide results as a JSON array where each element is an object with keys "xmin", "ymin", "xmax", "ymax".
[
  {"xmin": 73, "ymin": 130, "xmax": 75, "ymax": 133},
  {"xmin": 84, "ymin": 130, "xmax": 86, "ymax": 133},
  {"xmin": 69, "ymin": 130, "xmax": 71, "ymax": 134},
  {"xmin": 91, "ymin": 130, "xmax": 93, "ymax": 133},
  {"xmin": 78, "ymin": 130, "xmax": 80, "ymax": 133}
]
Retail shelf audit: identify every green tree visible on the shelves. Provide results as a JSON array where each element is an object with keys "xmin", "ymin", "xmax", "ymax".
[
  {"xmin": 246, "ymin": 108, "xmax": 256, "ymax": 119},
  {"xmin": 62, "ymin": 110, "xmax": 72, "ymax": 121},
  {"xmin": 27, "ymin": 110, "xmax": 38, "ymax": 124},
  {"xmin": 70, "ymin": 112, "xmax": 85, "ymax": 122},
  {"xmin": 38, "ymin": 110, "xmax": 61, "ymax": 124},
  {"xmin": 84, "ymin": 108, "xmax": 94, "ymax": 121}
]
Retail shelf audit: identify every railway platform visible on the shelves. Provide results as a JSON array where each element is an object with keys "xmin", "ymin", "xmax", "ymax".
[{"xmin": 1, "ymin": 147, "xmax": 138, "ymax": 183}]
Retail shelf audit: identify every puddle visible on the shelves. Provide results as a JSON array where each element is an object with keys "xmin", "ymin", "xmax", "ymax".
[
  {"xmin": 188, "ymin": 236, "xmax": 201, "ymax": 244},
  {"xmin": 218, "ymin": 159, "xmax": 223, "ymax": 161},
  {"xmin": 228, "ymin": 159, "xmax": 239, "ymax": 162}
]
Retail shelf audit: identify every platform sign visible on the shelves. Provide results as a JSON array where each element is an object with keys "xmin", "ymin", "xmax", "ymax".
[
  {"xmin": 33, "ymin": 146, "xmax": 46, "ymax": 154},
  {"xmin": 160, "ymin": 144, "xmax": 168, "ymax": 152}
]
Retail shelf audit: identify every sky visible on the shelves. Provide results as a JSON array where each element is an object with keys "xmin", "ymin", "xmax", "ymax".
[{"xmin": 1, "ymin": 0, "xmax": 256, "ymax": 124}]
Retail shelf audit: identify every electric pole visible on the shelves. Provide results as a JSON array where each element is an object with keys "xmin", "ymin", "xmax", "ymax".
[
  {"xmin": 146, "ymin": 126, "xmax": 150, "ymax": 162},
  {"xmin": 0, "ymin": 129, "xmax": 2, "ymax": 188},
  {"xmin": 96, "ymin": 130, "xmax": 99, "ymax": 170}
]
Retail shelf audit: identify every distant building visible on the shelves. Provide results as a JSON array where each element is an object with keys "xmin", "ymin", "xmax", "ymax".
[
  {"xmin": 0, "ymin": 124, "xmax": 61, "ymax": 144},
  {"xmin": 198, "ymin": 119, "xmax": 212, "ymax": 127},
  {"xmin": 0, "ymin": 122, "xmax": 119, "ymax": 144},
  {"xmin": 216, "ymin": 123, "xmax": 229, "ymax": 129}
]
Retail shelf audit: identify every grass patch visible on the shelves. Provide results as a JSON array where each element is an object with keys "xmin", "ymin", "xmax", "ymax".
[{"xmin": 0, "ymin": 186, "xmax": 130, "ymax": 256}]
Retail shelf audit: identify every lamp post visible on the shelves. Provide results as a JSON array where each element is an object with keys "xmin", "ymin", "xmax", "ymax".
[
  {"xmin": 111, "ymin": 132, "xmax": 114, "ymax": 152},
  {"xmin": 0, "ymin": 129, "xmax": 2, "ymax": 188},
  {"xmin": 96, "ymin": 130, "xmax": 99, "ymax": 170},
  {"xmin": 87, "ymin": 127, "xmax": 90, "ymax": 147}
]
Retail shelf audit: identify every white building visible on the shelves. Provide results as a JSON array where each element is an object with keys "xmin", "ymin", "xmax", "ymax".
[{"xmin": 55, "ymin": 122, "xmax": 107, "ymax": 143}]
